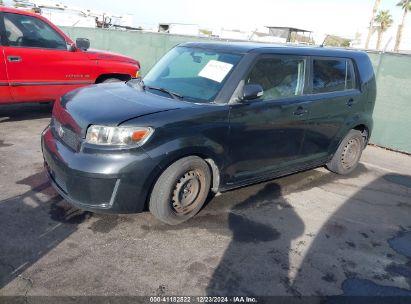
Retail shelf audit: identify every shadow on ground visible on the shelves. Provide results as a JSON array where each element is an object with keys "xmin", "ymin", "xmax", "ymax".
[
  {"xmin": 0, "ymin": 171, "xmax": 92, "ymax": 288},
  {"xmin": 0, "ymin": 103, "xmax": 53, "ymax": 122},
  {"xmin": 2, "ymin": 159, "xmax": 411, "ymax": 298},
  {"xmin": 204, "ymin": 165, "xmax": 411, "ymax": 297},
  {"xmin": 296, "ymin": 173, "xmax": 411, "ymax": 298}
]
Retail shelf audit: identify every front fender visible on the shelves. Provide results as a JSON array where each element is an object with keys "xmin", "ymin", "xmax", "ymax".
[
  {"xmin": 121, "ymin": 105, "xmax": 231, "ymax": 191},
  {"xmin": 93, "ymin": 60, "xmax": 139, "ymax": 80},
  {"xmin": 145, "ymin": 136, "xmax": 225, "ymax": 168},
  {"xmin": 142, "ymin": 135, "xmax": 227, "ymax": 190}
]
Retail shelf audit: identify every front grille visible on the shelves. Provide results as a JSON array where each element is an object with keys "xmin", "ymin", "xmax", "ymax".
[
  {"xmin": 47, "ymin": 163, "xmax": 68, "ymax": 193},
  {"xmin": 52, "ymin": 118, "xmax": 81, "ymax": 151}
]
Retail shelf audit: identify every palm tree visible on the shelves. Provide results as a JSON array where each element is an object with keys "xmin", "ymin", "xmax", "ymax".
[
  {"xmin": 394, "ymin": 0, "xmax": 411, "ymax": 51},
  {"xmin": 365, "ymin": 0, "xmax": 381, "ymax": 49},
  {"xmin": 375, "ymin": 10, "xmax": 393, "ymax": 50}
]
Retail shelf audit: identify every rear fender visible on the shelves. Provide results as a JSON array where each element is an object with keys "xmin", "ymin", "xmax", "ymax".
[{"xmin": 328, "ymin": 112, "xmax": 373, "ymax": 156}]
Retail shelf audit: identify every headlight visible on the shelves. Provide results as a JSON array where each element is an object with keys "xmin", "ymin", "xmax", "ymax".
[{"xmin": 85, "ymin": 125, "xmax": 153, "ymax": 146}]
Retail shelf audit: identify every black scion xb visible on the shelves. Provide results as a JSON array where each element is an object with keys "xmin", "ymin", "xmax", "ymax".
[{"xmin": 42, "ymin": 42, "xmax": 376, "ymax": 224}]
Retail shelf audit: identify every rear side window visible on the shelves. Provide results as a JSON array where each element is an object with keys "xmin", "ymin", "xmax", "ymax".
[
  {"xmin": 246, "ymin": 56, "xmax": 306, "ymax": 101},
  {"xmin": 312, "ymin": 59, "xmax": 355, "ymax": 93},
  {"xmin": 3, "ymin": 13, "xmax": 67, "ymax": 50}
]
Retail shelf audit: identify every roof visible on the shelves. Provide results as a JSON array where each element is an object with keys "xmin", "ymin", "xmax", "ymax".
[{"xmin": 179, "ymin": 42, "xmax": 368, "ymax": 58}]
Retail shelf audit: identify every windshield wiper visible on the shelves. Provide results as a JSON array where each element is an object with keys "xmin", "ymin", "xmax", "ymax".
[
  {"xmin": 126, "ymin": 78, "xmax": 145, "ymax": 91},
  {"xmin": 144, "ymin": 85, "xmax": 184, "ymax": 100},
  {"xmin": 126, "ymin": 79, "xmax": 184, "ymax": 100}
]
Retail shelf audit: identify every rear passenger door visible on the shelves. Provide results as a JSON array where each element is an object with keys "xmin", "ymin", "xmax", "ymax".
[{"xmin": 301, "ymin": 57, "xmax": 360, "ymax": 162}]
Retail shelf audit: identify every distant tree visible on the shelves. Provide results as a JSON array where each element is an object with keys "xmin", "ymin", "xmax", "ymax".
[
  {"xmin": 375, "ymin": 10, "xmax": 393, "ymax": 50},
  {"xmin": 394, "ymin": 0, "xmax": 411, "ymax": 51},
  {"xmin": 324, "ymin": 35, "xmax": 351, "ymax": 48},
  {"xmin": 365, "ymin": 0, "xmax": 381, "ymax": 49}
]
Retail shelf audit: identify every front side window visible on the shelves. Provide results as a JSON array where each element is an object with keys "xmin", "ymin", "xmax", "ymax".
[
  {"xmin": 143, "ymin": 46, "xmax": 242, "ymax": 103},
  {"xmin": 246, "ymin": 56, "xmax": 306, "ymax": 101},
  {"xmin": 3, "ymin": 13, "xmax": 67, "ymax": 50},
  {"xmin": 312, "ymin": 59, "xmax": 355, "ymax": 93}
]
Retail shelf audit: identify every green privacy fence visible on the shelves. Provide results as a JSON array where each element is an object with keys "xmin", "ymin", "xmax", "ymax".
[
  {"xmin": 61, "ymin": 27, "xmax": 209, "ymax": 75},
  {"xmin": 61, "ymin": 27, "xmax": 411, "ymax": 154},
  {"xmin": 367, "ymin": 52, "xmax": 411, "ymax": 154}
]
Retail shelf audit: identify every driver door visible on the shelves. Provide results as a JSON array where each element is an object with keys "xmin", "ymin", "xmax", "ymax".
[
  {"xmin": 0, "ymin": 44, "xmax": 12, "ymax": 103},
  {"xmin": 1, "ymin": 12, "xmax": 92, "ymax": 102},
  {"xmin": 226, "ymin": 54, "xmax": 310, "ymax": 184}
]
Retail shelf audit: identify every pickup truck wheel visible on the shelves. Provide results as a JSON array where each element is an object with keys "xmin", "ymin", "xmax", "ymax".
[
  {"xmin": 149, "ymin": 156, "xmax": 211, "ymax": 225},
  {"xmin": 327, "ymin": 130, "xmax": 365, "ymax": 175},
  {"xmin": 102, "ymin": 78, "xmax": 123, "ymax": 83}
]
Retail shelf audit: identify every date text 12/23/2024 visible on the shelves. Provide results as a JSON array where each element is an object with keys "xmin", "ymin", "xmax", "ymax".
[{"xmin": 149, "ymin": 297, "xmax": 258, "ymax": 303}]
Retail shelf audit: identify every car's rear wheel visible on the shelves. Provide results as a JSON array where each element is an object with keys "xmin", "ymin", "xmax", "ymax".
[
  {"xmin": 327, "ymin": 129, "xmax": 365, "ymax": 175},
  {"xmin": 149, "ymin": 156, "xmax": 211, "ymax": 225}
]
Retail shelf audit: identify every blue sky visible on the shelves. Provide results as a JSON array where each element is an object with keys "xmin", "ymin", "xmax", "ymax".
[{"xmin": 8, "ymin": 0, "xmax": 407, "ymax": 36}]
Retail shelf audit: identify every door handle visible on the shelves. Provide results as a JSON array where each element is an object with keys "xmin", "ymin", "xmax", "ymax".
[
  {"xmin": 294, "ymin": 106, "xmax": 308, "ymax": 116},
  {"xmin": 346, "ymin": 98, "xmax": 357, "ymax": 107},
  {"xmin": 7, "ymin": 56, "xmax": 22, "ymax": 62}
]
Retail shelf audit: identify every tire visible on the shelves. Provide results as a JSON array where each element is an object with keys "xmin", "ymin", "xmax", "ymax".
[
  {"xmin": 326, "ymin": 129, "xmax": 366, "ymax": 175},
  {"xmin": 101, "ymin": 78, "xmax": 123, "ymax": 83},
  {"xmin": 149, "ymin": 156, "xmax": 211, "ymax": 225}
]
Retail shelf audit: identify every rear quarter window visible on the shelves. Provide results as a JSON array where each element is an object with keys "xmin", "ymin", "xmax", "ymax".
[{"xmin": 312, "ymin": 58, "xmax": 355, "ymax": 94}]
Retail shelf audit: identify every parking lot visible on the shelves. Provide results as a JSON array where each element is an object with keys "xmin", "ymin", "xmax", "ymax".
[{"xmin": 1, "ymin": 103, "xmax": 411, "ymax": 298}]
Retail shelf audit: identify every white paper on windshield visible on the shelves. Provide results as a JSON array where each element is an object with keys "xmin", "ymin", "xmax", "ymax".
[{"xmin": 198, "ymin": 60, "xmax": 233, "ymax": 83}]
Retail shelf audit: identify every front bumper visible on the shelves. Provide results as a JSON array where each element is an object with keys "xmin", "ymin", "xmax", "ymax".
[{"xmin": 41, "ymin": 126, "xmax": 160, "ymax": 213}]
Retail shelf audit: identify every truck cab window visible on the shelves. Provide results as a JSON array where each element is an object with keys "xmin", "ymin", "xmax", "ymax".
[{"xmin": 4, "ymin": 13, "xmax": 67, "ymax": 50}]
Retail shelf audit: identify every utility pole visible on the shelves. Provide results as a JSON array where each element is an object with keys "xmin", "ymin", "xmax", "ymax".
[{"xmin": 365, "ymin": 0, "xmax": 381, "ymax": 49}]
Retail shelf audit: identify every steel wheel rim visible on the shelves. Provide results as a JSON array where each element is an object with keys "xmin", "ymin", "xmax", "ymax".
[
  {"xmin": 172, "ymin": 170, "xmax": 203, "ymax": 215},
  {"xmin": 341, "ymin": 138, "xmax": 361, "ymax": 170}
]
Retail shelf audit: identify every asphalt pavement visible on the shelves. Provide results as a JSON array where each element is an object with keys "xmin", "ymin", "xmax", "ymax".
[{"xmin": 1, "ymin": 103, "xmax": 411, "ymax": 299}]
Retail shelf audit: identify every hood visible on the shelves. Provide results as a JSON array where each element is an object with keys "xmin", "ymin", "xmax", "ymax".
[
  {"xmin": 84, "ymin": 49, "xmax": 139, "ymax": 66},
  {"xmin": 54, "ymin": 83, "xmax": 191, "ymax": 136}
]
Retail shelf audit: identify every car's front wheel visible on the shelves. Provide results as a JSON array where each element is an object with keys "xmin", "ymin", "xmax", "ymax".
[
  {"xmin": 149, "ymin": 156, "xmax": 211, "ymax": 225},
  {"xmin": 327, "ymin": 129, "xmax": 365, "ymax": 175},
  {"xmin": 102, "ymin": 78, "xmax": 123, "ymax": 83}
]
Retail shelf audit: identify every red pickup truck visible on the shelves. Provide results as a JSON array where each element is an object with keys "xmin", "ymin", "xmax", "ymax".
[{"xmin": 0, "ymin": 7, "xmax": 140, "ymax": 104}]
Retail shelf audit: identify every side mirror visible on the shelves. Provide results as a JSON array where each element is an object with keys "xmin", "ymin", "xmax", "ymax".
[
  {"xmin": 242, "ymin": 84, "xmax": 264, "ymax": 101},
  {"xmin": 76, "ymin": 38, "xmax": 90, "ymax": 51},
  {"xmin": 67, "ymin": 43, "xmax": 76, "ymax": 52}
]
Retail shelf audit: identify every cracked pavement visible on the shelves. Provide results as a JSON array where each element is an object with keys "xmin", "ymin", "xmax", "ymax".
[{"xmin": 0, "ymin": 103, "xmax": 411, "ymax": 297}]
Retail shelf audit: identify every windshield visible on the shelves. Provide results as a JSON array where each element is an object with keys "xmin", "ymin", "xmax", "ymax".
[{"xmin": 143, "ymin": 46, "xmax": 242, "ymax": 103}]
